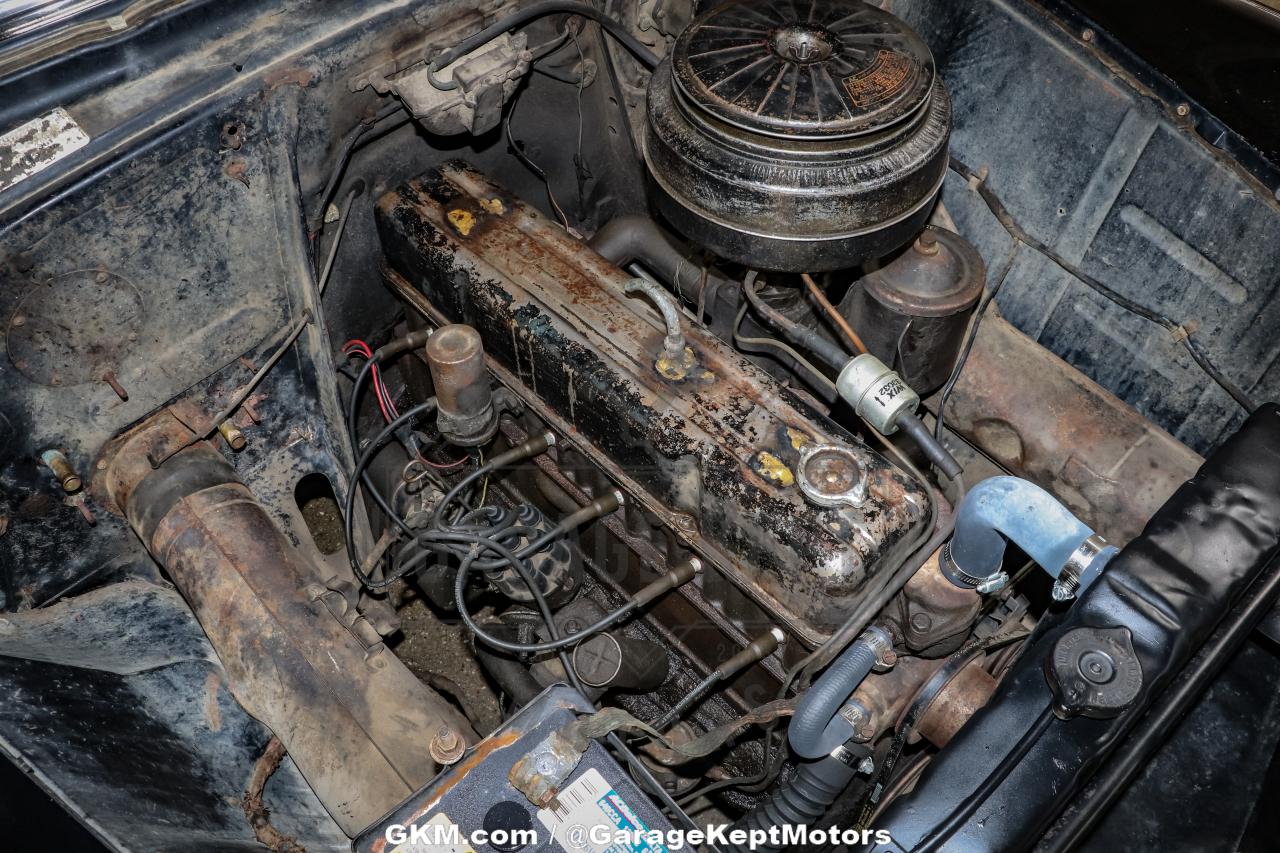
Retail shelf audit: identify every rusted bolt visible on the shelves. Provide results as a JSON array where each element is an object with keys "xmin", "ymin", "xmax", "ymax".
[
  {"xmin": 0, "ymin": 515, "xmax": 9, "ymax": 537},
  {"xmin": 95, "ymin": 271, "xmax": 108, "ymax": 284},
  {"xmin": 1081, "ymin": 28, "xmax": 1095, "ymax": 42},
  {"xmin": 1175, "ymin": 103, "xmax": 1191, "ymax": 117},
  {"xmin": 10, "ymin": 314, "xmax": 24, "ymax": 327},
  {"xmin": 671, "ymin": 513, "xmax": 699, "ymax": 535},
  {"xmin": 41, "ymin": 449, "xmax": 82, "ymax": 493},
  {"xmin": 914, "ymin": 229, "xmax": 940, "ymax": 256},
  {"xmin": 101, "ymin": 370, "xmax": 129, "ymax": 402},
  {"xmin": 429, "ymin": 726, "xmax": 465, "ymax": 765},
  {"xmin": 74, "ymin": 498, "xmax": 96, "ymax": 526},
  {"xmin": 96, "ymin": 459, "xmax": 108, "ymax": 471},
  {"xmin": 217, "ymin": 420, "xmax": 247, "ymax": 451},
  {"xmin": 910, "ymin": 612, "xmax": 933, "ymax": 633}
]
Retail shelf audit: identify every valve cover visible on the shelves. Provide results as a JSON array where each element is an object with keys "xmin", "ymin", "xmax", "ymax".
[{"xmin": 376, "ymin": 162, "xmax": 929, "ymax": 646}]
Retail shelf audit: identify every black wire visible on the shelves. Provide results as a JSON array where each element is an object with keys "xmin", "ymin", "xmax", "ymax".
[
  {"xmin": 948, "ymin": 156, "xmax": 1257, "ymax": 413},
  {"xmin": 911, "ymin": 705, "xmax": 1055, "ymax": 853},
  {"xmin": 454, "ymin": 554, "xmax": 639, "ymax": 654},
  {"xmin": 442, "ymin": 515, "xmax": 703, "ymax": 834},
  {"xmin": 650, "ymin": 670, "xmax": 723, "ymax": 732},
  {"xmin": 933, "ymin": 243, "xmax": 1021, "ymax": 443},
  {"xmin": 345, "ymin": 400, "xmax": 440, "ymax": 588},
  {"xmin": 313, "ymin": 102, "xmax": 409, "ymax": 230}
]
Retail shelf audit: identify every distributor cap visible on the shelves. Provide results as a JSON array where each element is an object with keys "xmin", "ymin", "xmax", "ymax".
[{"xmin": 672, "ymin": 0, "xmax": 935, "ymax": 140}]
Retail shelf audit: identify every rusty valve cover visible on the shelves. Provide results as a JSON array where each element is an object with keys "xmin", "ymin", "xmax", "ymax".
[{"xmin": 375, "ymin": 162, "xmax": 928, "ymax": 647}]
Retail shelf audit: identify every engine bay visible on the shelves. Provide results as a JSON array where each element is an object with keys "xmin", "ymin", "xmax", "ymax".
[{"xmin": 3, "ymin": 1, "xmax": 1280, "ymax": 851}]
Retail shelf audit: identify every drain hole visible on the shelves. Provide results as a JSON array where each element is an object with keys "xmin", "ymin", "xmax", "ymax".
[{"xmin": 295, "ymin": 473, "xmax": 345, "ymax": 555}]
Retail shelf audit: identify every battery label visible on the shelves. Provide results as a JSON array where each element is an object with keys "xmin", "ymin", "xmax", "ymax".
[{"xmin": 537, "ymin": 768, "xmax": 669, "ymax": 853}]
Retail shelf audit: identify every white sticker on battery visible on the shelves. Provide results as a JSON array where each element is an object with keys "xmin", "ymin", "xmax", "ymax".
[
  {"xmin": 537, "ymin": 768, "xmax": 669, "ymax": 853},
  {"xmin": 0, "ymin": 107, "xmax": 90, "ymax": 194},
  {"xmin": 391, "ymin": 812, "xmax": 476, "ymax": 853}
]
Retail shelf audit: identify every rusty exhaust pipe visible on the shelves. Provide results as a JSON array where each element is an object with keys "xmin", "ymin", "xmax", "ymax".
[{"xmin": 102, "ymin": 417, "xmax": 474, "ymax": 835}]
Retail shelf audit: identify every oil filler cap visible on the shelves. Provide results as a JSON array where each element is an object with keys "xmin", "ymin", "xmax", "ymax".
[{"xmin": 1045, "ymin": 626, "xmax": 1143, "ymax": 720}]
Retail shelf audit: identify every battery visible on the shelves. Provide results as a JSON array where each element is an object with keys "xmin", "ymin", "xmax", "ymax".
[{"xmin": 354, "ymin": 685, "xmax": 674, "ymax": 853}]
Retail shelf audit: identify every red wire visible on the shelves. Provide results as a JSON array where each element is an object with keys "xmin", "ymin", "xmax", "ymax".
[
  {"xmin": 344, "ymin": 339, "xmax": 463, "ymax": 468},
  {"xmin": 343, "ymin": 340, "xmax": 395, "ymax": 423}
]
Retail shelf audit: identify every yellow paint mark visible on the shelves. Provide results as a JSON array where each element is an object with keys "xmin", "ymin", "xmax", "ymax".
[
  {"xmin": 756, "ymin": 451, "xmax": 795, "ymax": 487},
  {"xmin": 479, "ymin": 197, "xmax": 505, "ymax": 214},
  {"xmin": 447, "ymin": 209, "xmax": 475, "ymax": 236},
  {"xmin": 787, "ymin": 427, "xmax": 813, "ymax": 450}
]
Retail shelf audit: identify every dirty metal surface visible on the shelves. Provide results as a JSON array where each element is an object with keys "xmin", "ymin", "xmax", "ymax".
[
  {"xmin": 0, "ymin": 580, "xmax": 348, "ymax": 852},
  {"xmin": 103, "ymin": 424, "xmax": 475, "ymax": 836},
  {"xmin": 889, "ymin": 0, "xmax": 1280, "ymax": 454},
  {"xmin": 935, "ymin": 310, "xmax": 1202, "ymax": 545},
  {"xmin": 396, "ymin": 277, "xmax": 790, "ymax": 736},
  {"xmin": 376, "ymin": 161, "xmax": 929, "ymax": 647}
]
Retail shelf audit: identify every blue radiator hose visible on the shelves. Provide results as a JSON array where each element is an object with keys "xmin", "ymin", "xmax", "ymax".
[
  {"xmin": 788, "ymin": 628, "xmax": 891, "ymax": 760},
  {"xmin": 943, "ymin": 476, "xmax": 1117, "ymax": 596}
]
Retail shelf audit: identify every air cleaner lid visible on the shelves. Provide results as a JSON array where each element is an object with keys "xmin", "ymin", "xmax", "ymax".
[{"xmin": 672, "ymin": 0, "xmax": 936, "ymax": 140}]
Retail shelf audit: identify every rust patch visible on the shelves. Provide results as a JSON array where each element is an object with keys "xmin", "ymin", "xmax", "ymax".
[
  {"xmin": 263, "ymin": 66, "xmax": 314, "ymax": 90},
  {"xmin": 369, "ymin": 730, "xmax": 522, "ymax": 853},
  {"xmin": 204, "ymin": 672, "xmax": 222, "ymax": 731},
  {"xmin": 224, "ymin": 159, "xmax": 249, "ymax": 188}
]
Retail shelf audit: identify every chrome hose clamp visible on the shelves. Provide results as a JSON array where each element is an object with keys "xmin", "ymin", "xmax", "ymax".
[{"xmin": 1053, "ymin": 533, "xmax": 1113, "ymax": 602}]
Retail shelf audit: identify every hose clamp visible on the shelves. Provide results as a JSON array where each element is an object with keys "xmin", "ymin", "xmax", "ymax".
[
  {"xmin": 940, "ymin": 542, "xmax": 1008, "ymax": 594},
  {"xmin": 1053, "ymin": 533, "xmax": 1112, "ymax": 602},
  {"xmin": 858, "ymin": 625, "xmax": 897, "ymax": 670},
  {"xmin": 828, "ymin": 742, "xmax": 871, "ymax": 769}
]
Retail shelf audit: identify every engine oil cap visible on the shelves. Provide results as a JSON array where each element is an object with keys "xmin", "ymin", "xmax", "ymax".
[{"xmin": 672, "ymin": 0, "xmax": 936, "ymax": 140}]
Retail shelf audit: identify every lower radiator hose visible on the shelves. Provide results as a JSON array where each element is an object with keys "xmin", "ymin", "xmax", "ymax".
[{"xmin": 723, "ymin": 755, "xmax": 859, "ymax": 853}]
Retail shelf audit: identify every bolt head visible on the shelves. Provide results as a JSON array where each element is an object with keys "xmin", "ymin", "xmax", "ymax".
[
  {"xmin": 857, "ymin": 756, "xmax": 875, "ymax": 775},
  {"xmin": 429, "ymin": 726, "xmax": 465, "ymax": 764}
]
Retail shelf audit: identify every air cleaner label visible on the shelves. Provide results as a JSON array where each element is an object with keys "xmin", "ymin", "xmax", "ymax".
[
  {"xmin": 0, "ymin": 108, "xmax": 90, "ymax": 194},
  {"xmin": 842, "ymin": 50, "xmax": 915, "ymax": 108}
]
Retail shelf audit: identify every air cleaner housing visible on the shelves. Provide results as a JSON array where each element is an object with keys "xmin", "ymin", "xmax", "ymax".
[{"xmin": 644, "ymin": 0, "xmax": 951, "ymax": 271}]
